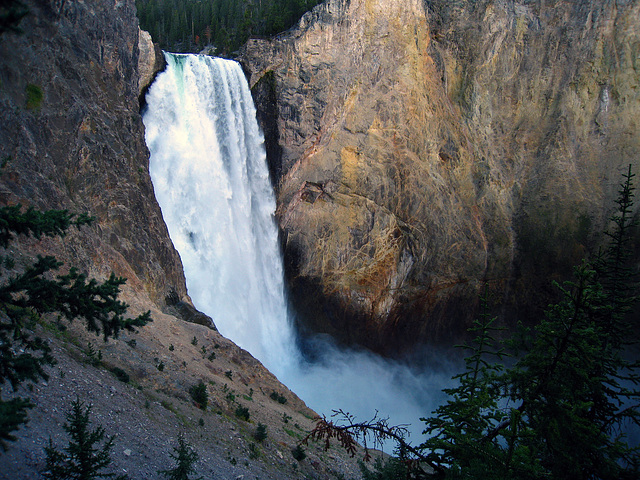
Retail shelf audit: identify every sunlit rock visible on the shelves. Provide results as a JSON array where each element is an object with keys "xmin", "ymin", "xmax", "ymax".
[
  {"xmin": 137, "ymin": 28, "xmax": 165, "ymax": 98},
  {"xmin": 240, "ymin": 0, "xmax": 640, "ymax": 353}
]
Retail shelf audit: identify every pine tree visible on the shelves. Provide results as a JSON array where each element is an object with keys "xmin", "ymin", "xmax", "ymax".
[
  {"xmin": 504, "ymin": 166, "xmax": 639, "ymax": 479},
  {"xmin": 505, "ymin": 263, "xmax": 617, "ymax": 479},
  {"xmin": 42, "ymin": 398, "xmax": 128, "ymax": 480},
  {"xmin": 597, "ymin": 164, "xmax": 638, "ymax": 346},
  {"xmin": 0, "ymin": 397, "xmax": 32, "ymax": 449},
  {"xmin": 158, "ymin": 435, "xmax": 202, "ymax": 480},
  {"xmin": 421, "ymin": 291, "xmax": 512, "ymax": 478},
  {"xmin": 0, "ymin": 205, "xmax": 151, "ymax": 451},
  {"xmin": 254, "ymin": 423, "xmax": 267, "ymax": 443}
]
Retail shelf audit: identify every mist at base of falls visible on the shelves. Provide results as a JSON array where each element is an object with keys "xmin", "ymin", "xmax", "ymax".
[
  {"xmin": 143, "ymin": 53, "xmax": 456, "ymax": 449},
  {"xmin": 290, "ymin": 335, "xmax": 457, "ymax": 443}
]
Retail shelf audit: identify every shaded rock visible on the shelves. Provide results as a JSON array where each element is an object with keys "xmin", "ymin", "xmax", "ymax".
[
  {"xmin": 0, "ymin": 0, "xmax": 187, "ymax": 305},
  {"xmin": 165, "ymin": 290, "xmax": 217, "ymax": 330}
]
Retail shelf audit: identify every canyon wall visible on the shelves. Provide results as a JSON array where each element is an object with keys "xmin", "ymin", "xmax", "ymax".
[
  {"xmin": 240, "ymin": 0, "xmax": 640, "ymax": 353},
  {"xmin": 0, "ymin": 0, "xmax": 186, "ymax": 306},
  {"xmin": 0, "ymin": 8, "xmax": 365, "ymax": 478}
]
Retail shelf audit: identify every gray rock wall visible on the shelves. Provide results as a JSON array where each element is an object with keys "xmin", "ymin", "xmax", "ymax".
[{"xmin": 0, "ymin": 0, "xmax": 187, "ymax": 305}]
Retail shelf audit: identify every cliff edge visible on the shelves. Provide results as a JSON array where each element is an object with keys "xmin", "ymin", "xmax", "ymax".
[{"xmin": 0, "ymin": 0, "xmax": 184, "ymax": 305}]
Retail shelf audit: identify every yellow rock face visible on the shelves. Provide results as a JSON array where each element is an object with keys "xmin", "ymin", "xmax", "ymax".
[{"xmin": 241, "ymin": 0, "xmax": 640, "ymax": 352}]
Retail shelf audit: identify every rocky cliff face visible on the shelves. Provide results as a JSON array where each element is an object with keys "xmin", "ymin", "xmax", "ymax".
[
  {"xmin": 239, "ymin": 0, "xmax": 640, "ymax": 353},
  {"xmin": 0, "ymin": 0, "xmax": 186, "ymax": 305},
  {"xmin": 0, "ymin": 5, "xmax": 365, "ymax": 478}
]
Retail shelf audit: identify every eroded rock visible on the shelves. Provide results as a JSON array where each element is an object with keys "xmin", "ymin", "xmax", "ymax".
[
  {"xmin": 137, "ymin": 28, "xmax": 165, "ymax": 98},
  {"xmin": 240, "ymin": 0, "xmax": 640, "ymax": 352}
]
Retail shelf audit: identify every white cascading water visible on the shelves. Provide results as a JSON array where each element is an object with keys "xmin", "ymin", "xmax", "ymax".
[
  {"xmin": 143, "ymin": 53, "xmax": 298, "ymax": 374},
  {"xmin": 144, "ymin": 53, "xmax": 453, "ymax": 446}
]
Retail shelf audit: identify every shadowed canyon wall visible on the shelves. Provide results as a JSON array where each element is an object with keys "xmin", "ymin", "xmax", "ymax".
[
  {"xmin": 0, "ymin": 0, "xmax": 187, "ymax": 306},
  {"xmin": 239, "ymin": 0, "xmax": 640, "ymax": 353}
]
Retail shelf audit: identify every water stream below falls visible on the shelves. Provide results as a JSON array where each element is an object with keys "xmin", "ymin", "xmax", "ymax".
[{"xmin": 143, "ymin": 53, "xmax": 453, "ymax": 447}]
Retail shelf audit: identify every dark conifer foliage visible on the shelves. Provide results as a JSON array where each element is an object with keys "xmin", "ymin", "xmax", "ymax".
[
  {"xmin": 0, "ymin": 0, "xmax": 29, "ymax": 35},
  {"xmin": 135, "ymin": 0, "xmax": 323, "ymax": 54},
  {"xmin": 158, "ymin": 435, "xmax": 202, "ymax": 480},
  {"xmin": 42, "ymin": 398, "xmax": 129, "ymax": 480},
  {"xmin": 0, "ymin": 205, "xmax": 151, "ymax": 451}
]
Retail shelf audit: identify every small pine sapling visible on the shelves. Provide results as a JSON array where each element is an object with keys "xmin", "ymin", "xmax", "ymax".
[
  {"xmin": 255, "ymin": 423, "xmax": 267, "ymax": 443},
  {"xmin": 41, "ymin": 398, "xmax": 128, "ymax": 480},
  {"xmin": 292, "ymin": 444, "xmax": 306, "ymax": 462},
  {"xmin": 234, "ymin": 405, "xmax": 250, "ymax": 421},
  {"xmin": 158, "ymin": 435, "xmax": 202, "ymax": 480},
  {"xmin": 188, "ymin": 381, "xmax": 208, "ymax": 410}
]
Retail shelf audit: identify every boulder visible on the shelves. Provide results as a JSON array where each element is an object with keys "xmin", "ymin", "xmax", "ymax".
[{"xmin": 137, "ymin": 28, "xmax": 165, "ymax": 98}]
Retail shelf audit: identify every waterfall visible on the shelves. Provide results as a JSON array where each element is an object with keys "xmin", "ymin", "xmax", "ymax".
[
  {"xmin": 143, "ymin": 53, "xmax": 297, "ymax": 374},
  {"xmin": 143, "ymin": 53, "xmax": 454, "ymax": 447}
]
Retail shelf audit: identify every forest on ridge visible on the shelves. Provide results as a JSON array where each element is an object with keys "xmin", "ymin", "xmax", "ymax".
[{"xmin": 135, "ymin": 0, "xmax": 323, "ymax": 54}]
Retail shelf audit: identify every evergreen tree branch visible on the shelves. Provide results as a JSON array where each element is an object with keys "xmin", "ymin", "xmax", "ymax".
[{"xmin": 305, "ymin": 409, "xmax": 444, "ymax": 474}]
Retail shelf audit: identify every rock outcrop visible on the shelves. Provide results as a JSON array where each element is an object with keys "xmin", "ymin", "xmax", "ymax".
[
  {"xmin": 240, "ymin": 0, "xmax": 640, "ymax": 353},
  {"xmin": 137, "ymin": 28, "xmax": 165, "ymax": 98},
  {"xmin": 0, "ymin": 0, "xmax": 186, "ymax": 305}
]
